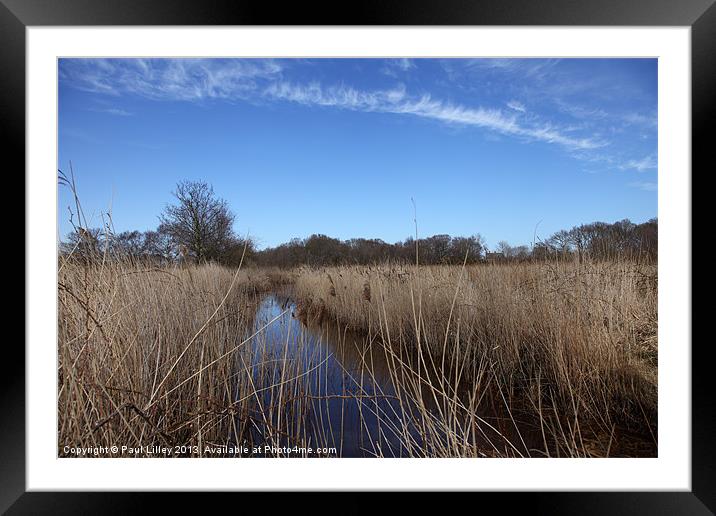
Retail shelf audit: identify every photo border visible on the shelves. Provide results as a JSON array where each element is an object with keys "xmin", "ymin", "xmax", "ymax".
[{"xmin": 6, "ymin": 0, "xmax": 710, "ymax": 511}]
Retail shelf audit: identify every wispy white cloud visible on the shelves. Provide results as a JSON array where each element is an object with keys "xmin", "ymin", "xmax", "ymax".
[
  {"xmin": 396, "ymin": 97, "xmax": 605, "ymax": 151},
  {"xmin": 463, "ymin": 58, "xmax": 561, "ymax": 79},
  {"xmin": 61, "ymin": 59, "xmax": 656, "ymax": 165},
  {"xmin": 620, "ymin": 155, "xmax": 657, "ymax": 172},
  {"xmin": 389, "ymin": 58, "xmax": 415, "ymax": 72},
  {"xmin": 628, "ymin": 181, "xmax": 657, "ymax": 191},
  {"xmin": 60, "ymin": 58, "xmax": 283, "ymax": 101},
  {"xmin": 265, "ymin": 81, "xmax": 605, "ymax": 151},
  {"xmin": 90, "ymin": 107, "xmax": 133, "ymax": 116},
  {"xmin": 622, "ymin": 112, "xmax": 657, "ymax": 128},
  {"xmin": 556, "ymin": 101, "xmax": 657, "ymax": 137},
  {"xmin": 264, "ymin": 81, "xmax": 407, "ymax": 110},
  {"xmin": 381, "ymin": 58, "xmax": 417, "ymax": 77},
  {"xmin": 555, "ymin": 100, "xmax": 609, "ymax": 121}
]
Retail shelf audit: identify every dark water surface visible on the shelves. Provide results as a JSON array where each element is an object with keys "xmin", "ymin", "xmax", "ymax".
[{"xmin": 237, "ymin": 294, "xmax": 418, "ymax": 457}]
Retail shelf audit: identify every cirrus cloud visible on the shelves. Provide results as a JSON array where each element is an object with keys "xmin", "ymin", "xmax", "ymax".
[
  {"xmin": 60, "ymin": 58, "xmax": 658, "ymax": 169},
  {"xmin": 60, "ymin": 58, "xmax": 283, "ymax": 101},
  {"xmin": 265, "ymin": 81, "xmax": 605, "ymax": 152}
]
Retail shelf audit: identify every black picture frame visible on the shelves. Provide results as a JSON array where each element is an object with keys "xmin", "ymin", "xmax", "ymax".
[{"xmin": 5, "ymin": 0, "xmax": 709, "ymax": 511}]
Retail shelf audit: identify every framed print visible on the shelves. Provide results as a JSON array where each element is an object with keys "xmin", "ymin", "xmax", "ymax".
[{"xmin": 6, "ymin": 0, "xmax": 711, "ymax": 511}]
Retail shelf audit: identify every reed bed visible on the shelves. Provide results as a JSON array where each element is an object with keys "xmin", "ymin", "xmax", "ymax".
[
  {"xmin": 58, "ymin": 257, "xmax": 318, "ymax": 457},
  {"xmin": 58, "ymin": 255, "xmax": 403, "ymax": 457},
  {"xmin": 291, "ymin": 260, "xmax": 658, "ymax": 457},
  {"xmin": 58, "ymin": 255, "xmax": 657, "ymax": 457}
]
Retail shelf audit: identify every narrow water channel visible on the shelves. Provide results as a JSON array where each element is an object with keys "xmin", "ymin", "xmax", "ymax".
[{"xmin": 236, "ymin": 293, "xmax": 418, "ymax": 457}]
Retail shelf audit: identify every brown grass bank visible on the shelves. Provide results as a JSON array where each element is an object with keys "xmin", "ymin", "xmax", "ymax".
[
  {"xmin": 57, "ymin": 259, "xmax": 299, "ymax": 456},
  {"xmin": 290, "ymin": 261, "xmax": 658, "ymax": 457},
  {"xmin": 58, "ymin": 256, "xmax": 657, "ymax": 457}
]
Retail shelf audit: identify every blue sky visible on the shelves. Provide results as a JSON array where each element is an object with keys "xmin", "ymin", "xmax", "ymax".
[{"xmin": 58, "ymin": 58, "xmax": 657, "ymax": 250}]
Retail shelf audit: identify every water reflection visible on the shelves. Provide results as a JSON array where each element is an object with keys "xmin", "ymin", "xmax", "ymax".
[{"xmin": 236, "ymin": 294, "xmax": 417, "ymax": 457}]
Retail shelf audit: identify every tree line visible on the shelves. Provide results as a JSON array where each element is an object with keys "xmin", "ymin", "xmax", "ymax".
[
  {"xmin": 255, "ymin": 233, "xmax": 488, "ymax": 267},
  {"xmin": 60, "ymin": 179, "xmax": 657, "ymax": 267},
  {"xmin": 61, "ymin": 180, "xmax": 253, "ymax": 267}
]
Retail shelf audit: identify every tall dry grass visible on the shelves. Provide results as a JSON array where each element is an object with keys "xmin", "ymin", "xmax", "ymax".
[
  {"xmin": 58, "ymin": 252, "xmax": 657, "ymax": 457},
  {"xmin": 59, "ymin": 255, "xmax": 398, "ymax": 457},
  {"xmin": 291, "ymin": 260, "xmax": 658, "ymax": 457},
  {"xmin": 58, "ymin": 256, "xmax": 297, "ymax": 456}
]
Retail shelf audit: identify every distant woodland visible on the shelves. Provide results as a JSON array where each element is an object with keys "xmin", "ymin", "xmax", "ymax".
[{"xmin": 60, "ymin": 179, "xmax": 658, "ymax": 267}]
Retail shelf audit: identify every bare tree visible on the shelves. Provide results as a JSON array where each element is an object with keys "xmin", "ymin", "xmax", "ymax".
[
  {"xmin": 448, "ymin": 235, "xmax": 485, "ymax": 263},
  {"xmin": 142, "ymin": 229, "xmax": 176, "ymax": 262},
  {"xmin": 219, "ymin": 236, "xmax": 256, "ymax": 267},
  {"xmin": 158, "ymin": 181, "xmax": 235, "ymax": 263},
  {"xmin": 496, "ymin": 241, "xmax": 514, "ymax": 258},
  {"xmin": 113, "ymin": 230, "xmax": 144, "ymax": 259},
  {"xmin": 547, "ymin": 229, "xmax": 573, "ymax": 258},
  {"xmin": 62, "ymin": 227, "xmax": 102, "ymax": 260},
  {"xmin": 424, "ymin": 234, "xmax": 452, "ymax": 264}
]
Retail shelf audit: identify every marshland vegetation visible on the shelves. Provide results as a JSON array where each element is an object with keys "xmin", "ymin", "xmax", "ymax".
[{"xmin": 58, "ymin": 177, "xmax": 657, "ymax": 457}]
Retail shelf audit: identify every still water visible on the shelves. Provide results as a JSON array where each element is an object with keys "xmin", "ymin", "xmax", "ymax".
[{"xmin": 236, "ymin": 294, "xmax": 418, "ymax": 457}]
